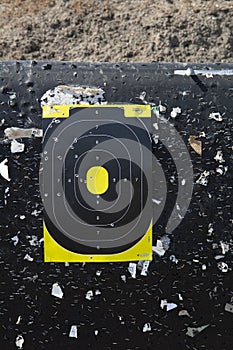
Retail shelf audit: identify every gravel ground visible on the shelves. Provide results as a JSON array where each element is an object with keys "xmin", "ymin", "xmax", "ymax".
[{"xmin": 0, "ymin": 0, "xmax": 232, "ymax": 62}]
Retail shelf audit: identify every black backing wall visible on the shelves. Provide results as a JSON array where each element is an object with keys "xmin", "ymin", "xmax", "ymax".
[{"xmin": 0, "ymin": 61, "xmax": 232, "ymax": 350}]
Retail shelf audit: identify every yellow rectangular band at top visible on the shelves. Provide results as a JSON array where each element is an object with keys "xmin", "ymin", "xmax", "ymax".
[{"xmin": 42, "ymin": 104, "xmax": 151, "ymax": 119}]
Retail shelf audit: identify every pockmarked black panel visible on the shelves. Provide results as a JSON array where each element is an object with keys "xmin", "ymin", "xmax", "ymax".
[{"xmin": 0, "ymin": 61, "xmax": 232, "ymax": 350}]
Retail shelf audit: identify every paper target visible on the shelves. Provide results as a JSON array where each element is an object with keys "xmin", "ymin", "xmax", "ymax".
[{"xmin": 41, "ymin": 105, "xmax": 152, "ymax": 262}]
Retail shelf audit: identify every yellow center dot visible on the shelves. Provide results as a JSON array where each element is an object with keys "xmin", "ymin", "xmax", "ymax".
[{"xmin": 86, "ymin": 166, "xmax": 109, "ymax": 195}]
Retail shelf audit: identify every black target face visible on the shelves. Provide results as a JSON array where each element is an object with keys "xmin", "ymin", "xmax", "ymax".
[{"xmin": 41, "ymin": 105, "xmax": 152, "ymax": 261}]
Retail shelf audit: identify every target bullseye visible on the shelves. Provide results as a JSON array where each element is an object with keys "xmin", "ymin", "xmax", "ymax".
[{"xmin": 86, "ymin": 166, "xmax": 109, "ymax": 195}]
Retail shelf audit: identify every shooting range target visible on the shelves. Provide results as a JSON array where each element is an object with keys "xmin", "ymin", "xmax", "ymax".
[{"xmin": 41, "ymin": 105, "xmax": 152, "ymax": 262}]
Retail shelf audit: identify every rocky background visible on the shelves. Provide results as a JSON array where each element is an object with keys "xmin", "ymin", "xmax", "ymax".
[{"xmin": 0, "ymin": 0, "xmax": 233, "ymax": 63}]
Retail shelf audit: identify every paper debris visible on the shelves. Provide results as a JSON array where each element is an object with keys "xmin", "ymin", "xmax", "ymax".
[
  {"xmin": 15, "ymin": 335, "xmax": 24, "ymax": 349},
  {"xmin": 152, "ymin": 134, "xmax": 159, "ymax": 144},
  {"xmin": 225, "ymin": 302, "xmax": 233, "ymax": 314},
  {"xmin": 179, "ymin": 310, "xmax": 191, "ymax": 317},
  {"xmin": 24, "ymin": 254, "xmax": 33, "ymax": 262},
  {"xmin": 186, "ymin": 324, "xmax": 209, "ymax": 338},
  {"xmin": 96, "ymin": 270, "xmax": 102, "ymax": 276},
  {"xmin": 199, "ymin": 131, "xmax": 206, "ymax": 137},
  {"xmin": 216, "ymin": 165, "xmax": 228, "ymax": 175},
  {"xmin": 139, "ymin": 91, "xmax": 146, "ymax": 100},
  {"xmin": 41, "ymin": 85, "xmax": 106, "ymax": 106},
  {"xmin": 160, "ymin": 299, "xmax": 178, "ymax": 311},
  {"xmin": 209, "ymin": 112, "xmax": 223, "ymax": 122},
  {"xmin": 121, "ymin": 275, "xmax": 127, "ymax": 283},
  {"xmin": 128, "ymin": 263, "xmax": 137, "ymax": 279},
  {"xmin": 181, "ymin": 179, "xmax": 186, "ymax": 186},
  {"xmin": 0, "ymin": 158, "xmax": 10, "ymax": 181},
  {"xmin": 4, "ymin": 127, "xmax": 43, "ymax": 139},
  {"xmin": 12, "ymin": 235, "xmax": 19, "ymax": 246},
  {"xmin": 10, "ymin": 140, "xmax": 25, "ymax": 153},
  {"xmin": 170, "ymin": 107, "xmax": 182, "ymax": 118},
  {"xmin": 153, "ymin": 240, "xmax": 165, "ymax": 256},
  {"xmin": 220, "ymin": 242, "xmax": 229, "ymax": 255},
  {"xmin": 69, "ymin": 325, "xmax": 78, "ymax": 338},
  {"xmin": 214, "ymin": 150, "xmax": 224, "ymax": 163},
  {"xmin": 152, "ymin": 198, "xmax": 161, "ymax": 205},
  {"xmin": 31, "ymin": 209, "xmax": 41, "ymax": 217},
  {"xmin": 28, "ymin": 235, "xmax": 40, "ymax": 246},
  {"xmin": 51, "ymin": 283, "xmax": 64, "ymax": 299},
  {"xmin": 217, "ymin": 262, "xmax": 228, "ymax": 273},
  {"xmin": 19, "ymin": 215, "xmax": 26, "ymax": 220},
  {"xmin": 202, "ymin": 264, "xmax": 207, "ymax": 270},
  {"xmin": 153, "ymin": 122, "xmax": 159, "ymax": 130},
  {"xmin": 16, "ymin": 316, "xmax": 22, "ymax": 325},
  {"xmin": 95, "ymin": 289, "xmax": 101, "ymax": 296},
  {"xmin": 153, "ymin": 236, "xmax": 170, "ymax": 257},
  {"xmin": 170, "ymin": 255, "xmax": 178, "ymax": 264},
  {"xmin": 196, "ymin": 170, "xmax": 209, "ymax": 186},
  {"xmin": 178, "ymin": 293, "xmax": 183, "ymax": 301},
  {"xmin": 86, "ymin": 290, "xmax": 94, "ymax": 300},
  {"xmin": 4, "ymin": 186, "xmax": 10, "ymax": 206},
  {"xmin": 94, "ymin": 330, "xmax": 99, "ymax": 336},
  {"xmin": 188, "ymin": 136, "xmax": 202, "ymax": 156},
  {"xmin": 137, "ymin": 260, "xmax": 151, "ymax": 276},
  {"xmin": 208, "ymin": 223, "xmax": 214, "ymax": 235},
  {"xmin": 142, "ymin": 323, "xmax": 151, "ymax": 333},
  {"xmin": 214, "ymin": 255, "xmax": 225, "ymax": 260},
  {"xmin": 159, "ymin": 103, "xmax": 166, "ymax": 113}
]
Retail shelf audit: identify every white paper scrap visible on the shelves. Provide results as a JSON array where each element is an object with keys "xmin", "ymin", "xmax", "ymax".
[
  {"xmin": 15, "ymin": 335, "xmax": 24, "ymax": 349},
  {"xmin": 209, "ymin": 112, "xmax": 223, "ymax": 122},
  {"xmin": 121, "ymin": 275, "xmax": 127, "ymax": 283},
  {"xmin": 51, "ymin": 283, "xmax": 64, "ymax": 299},
  {"xmin": 170, "ymin": 107, "xmax": 182, "ymax": 118},
  {"xmin": 160, "ymin": 299, "xmax": 178, "ymax": 311},
  {"xmin": 11, "ymin": 140, "xmax": 25, "ymax": 153},
  {"xmin": 12, "ymin": 235, "xmax": 19, "ymax": 246},
  {"xmin": 142, "ymin": 323, "xmax": 151, "ymax": 333},
  {"xmin": 214, "ymin": 150, "xmax": 224, "ymax": 163},
  {"xmin": 24, "ymin": 254, "xmax": 33, "ymax": 262},
  {"xmin": 178, "ymin": 310, "xmax": 191, "ymax": 317},
  {"xmin": 16, "ymin": 316, "xmax": 22, "ymax": 325},
  {"xmin": 128, "ymin": 263, "xmax": 137, "ymax": 279},
  {"xmin": 186, "ymin": 324, "xmax": 209, "ymax": 338},
  {"xmin": 225, "ymin": 303, "xmax": 233, "ymax": 314},
  {"xmin": 0, "ymin": 158, "xmax": 10, "ymax": 181},
  {"xmin": 69, "ymin": 325, "xmax": 78, "ymax": 338},
  {"xmin": 85, "ymin": 290, "xmax": 94, "ymax": 300},
  {"xmin": 217, "ymin": 262, "xmax": 228, "ymax": 273},
  {"xmin": 153, "ymin": 240, "xmax": 166, "ymax": 257},
  {"xmin": 220, "ymin": 242, "xmax": 229, "ymax": 255},
  {"xmin": 140, "ymin": 261, "xmax": 151, "ymax": 276},
  {"xmin": 196, "ymin": 171, "xmax": 210, "ymax": 186}
]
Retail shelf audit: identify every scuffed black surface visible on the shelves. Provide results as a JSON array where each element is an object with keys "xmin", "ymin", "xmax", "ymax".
[{"xmin": 0, "ymin": 61, "xmax": 232, "ymax": 350}]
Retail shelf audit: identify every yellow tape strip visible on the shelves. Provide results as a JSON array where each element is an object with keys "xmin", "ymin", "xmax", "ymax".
[{"xmin": 42, "ymin": 104, "xmax": 151, "ymax": 119}]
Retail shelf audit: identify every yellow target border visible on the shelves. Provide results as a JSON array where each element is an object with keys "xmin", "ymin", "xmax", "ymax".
[
  {"xmin": 42, "ymin": 104, "xmax": 152, "ymax": 262},
  {"xmin": 42, "ymin": 104, "xmax": 151, "ymax": 119},
  {"xmin": 44, "ymin": 222, "xmax": 152, "ymax": 262}
]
